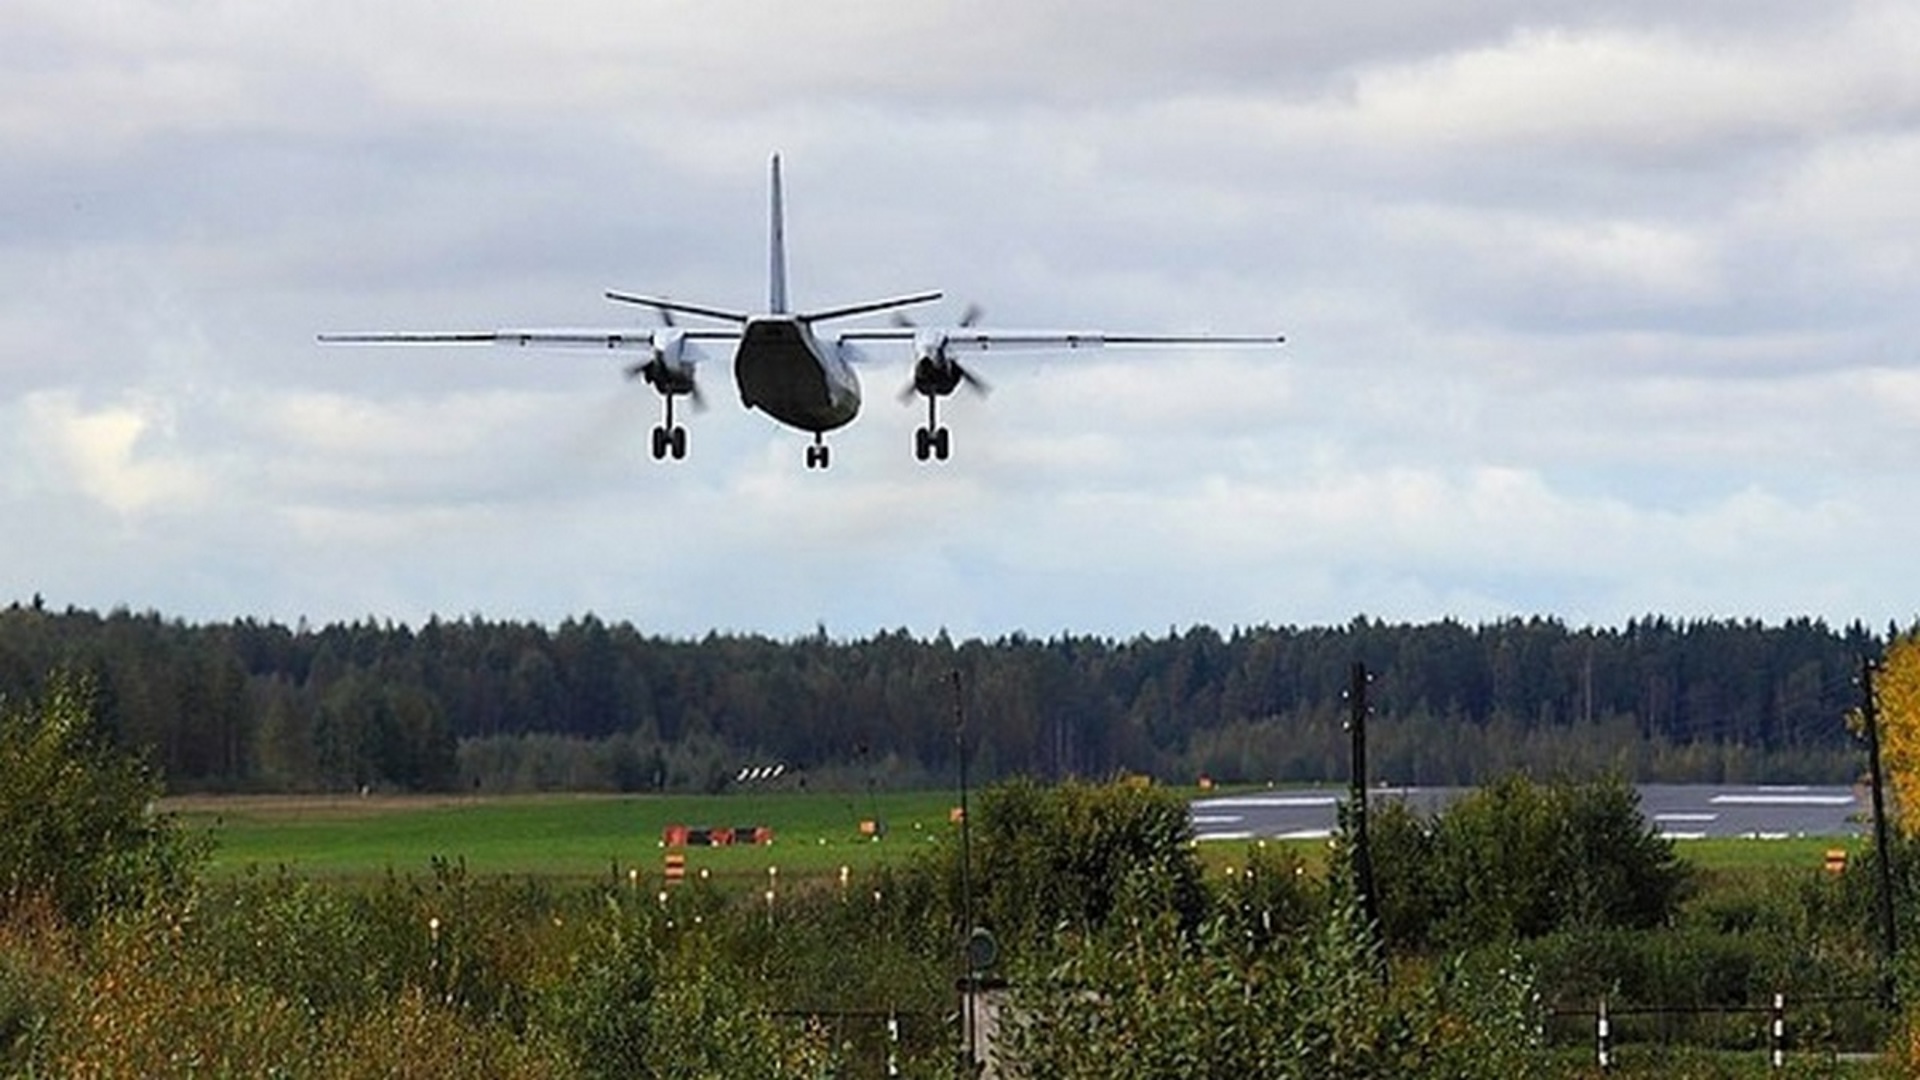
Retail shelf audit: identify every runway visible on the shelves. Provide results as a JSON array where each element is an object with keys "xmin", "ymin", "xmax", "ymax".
[{"xmin": 1190, "ymin": 784, "xmax": 1865, "ymax": 842}]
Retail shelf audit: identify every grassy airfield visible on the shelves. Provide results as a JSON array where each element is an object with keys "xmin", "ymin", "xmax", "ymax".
[
  {"xmin": 167, "ymin": 790, "xmax": 964, "ymax": 881},
  {"xmin": 166, "ymin": 789, "xmax": 1865, "ymax": 884}
]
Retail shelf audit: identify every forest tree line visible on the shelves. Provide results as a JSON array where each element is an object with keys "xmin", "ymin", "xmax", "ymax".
[{"xmin": 0, "ymin": 601, "xmax": 1885, "ymax": 793}]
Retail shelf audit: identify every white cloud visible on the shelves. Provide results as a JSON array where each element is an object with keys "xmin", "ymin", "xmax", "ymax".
[
  {"xmin": 2, "ymin": 1, "xmax": 1918, "ymax": 636},
  {"xmin": 16, "ymin": 391, "xmax": 209, "ymax": 516}
]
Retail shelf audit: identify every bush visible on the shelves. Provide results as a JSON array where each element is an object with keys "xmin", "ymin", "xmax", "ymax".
[
  {"xmin": 1210, "ymin": 840, "xmax": 1327, "ymax": 957},
  {"xmin": 956, "ymin": 777, "xmax": 1206, "ymax": 950},
  {"xmin": 1365, "ymin": 774, "xmax": 1692, "ymax": 950},
  {"xmin": 1000, "ymin": 896, "xmax": 1544, "ymax": 1079},
  {"xmin": 0, "ymin": 673, "xmax": 202, "ymax": 922}
]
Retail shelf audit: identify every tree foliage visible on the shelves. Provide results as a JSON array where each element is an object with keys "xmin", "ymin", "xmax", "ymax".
[
  {"xmin": 1369, "ymin": 775, "xmax": 1692, "ymax": 951},
  {"xmin": 1001, "ymin": 898, "xmax": 1543, "ymax": 1080},
  {"xmin": 956, "ymin": 777, "xmax": 1207, "ymax": 948},
  {"xmin": 1872, "ymin": 632, "xmax": 1920, "ymax": 834},
  {"xmin": 0, "ymin": 604, "xmax": 1875, "ymax": 793},
  {"xmin": 0, "ymin": 673, "xmax": 200, "ymax": 921}
]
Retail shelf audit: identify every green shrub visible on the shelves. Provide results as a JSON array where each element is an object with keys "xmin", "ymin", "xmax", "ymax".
[
  {"xmin": 0, "ymin": 673, "xmax": 203, "ymax": 922},
  {"xmin": 1364, "ymin": 774, "xmax": 1692, "ymax": 950},
  {"xmin": 1000, "ymin": 895, "xmax": 1544, "ymax": 1079},
  {"xmin": 0, "ymin": 948, "xmax": 55, "ymax": 1071},
  {"xmin": 1210, "ymin": 840, "xmax": 1327, "ymax": 957},
  {"xmin": 953, "ymin": 777, "xmax": 1206, "ymax": 950},
  {"xmin": 548, "ymin": 895, "xmax": 661, "ymax": 1078}
]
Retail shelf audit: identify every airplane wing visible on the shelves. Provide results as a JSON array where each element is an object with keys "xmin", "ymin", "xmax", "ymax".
[
  {"xmin": 944, "ymin": 330, "xmax": 1284, "ymax": 352},
  {"xmin": 834, "ymin": 328, "xmax": 1284, "ymax": 353},
  {"xmin": 318, "ymin": 328, "xmax": 741, "ymax": 348}
]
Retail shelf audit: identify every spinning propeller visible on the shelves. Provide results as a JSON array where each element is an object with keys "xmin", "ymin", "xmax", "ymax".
[
  {"xmin": 896, "ymin": 304, "xmax": 991, "ymax": 404},
  {"xmin": 893, "ymin": 304, "xmax": 990, "ymax": 462},
  {"xmin": 622, "ymin": 306, "xmax": 705, "ymax": 410},
  {"xmin": 613, "ymin": 304, "xmax": 706, "ymax": 460}
]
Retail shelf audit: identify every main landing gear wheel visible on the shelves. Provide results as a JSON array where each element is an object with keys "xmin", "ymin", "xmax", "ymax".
[
  {"xmin": 651, "ymin": 424, "xmax": 688, "ymax": 460},
  {"xmin": 913, "ymin": 394, "xmax": 954, "ymax": 463},
  {"xmin": 914, "ymin": 425, "xmax": 951, "ymax": 462},
  {"xmin": 649, "ymin": 393, "xmax": 690, "ymax": 461},
  {"xmin": 806, "ymin": 437, "xmax": 831, "ymax": 470}
]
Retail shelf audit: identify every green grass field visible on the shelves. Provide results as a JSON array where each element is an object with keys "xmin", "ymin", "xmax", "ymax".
[
  {"xmin": 168, "ymin": 789, "xmax": 1867, "ymax": 884},
  {"xmin": 1676, "ymin": 833, "xmax": 1866, "ymax": 873},
  {"xmin": 169, "ymin": 789, "xmax": 967, "ymax": 883}
]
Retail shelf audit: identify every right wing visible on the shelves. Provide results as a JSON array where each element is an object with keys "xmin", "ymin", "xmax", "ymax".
[{"xmin": 317, "ymin": 328, "xmax": 742, "ymax": 349}]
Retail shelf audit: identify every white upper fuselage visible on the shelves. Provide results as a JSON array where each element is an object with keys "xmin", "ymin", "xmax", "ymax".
[{"xmin": 734, "ymin": 315, "xmax": 861, "ymax": 434}]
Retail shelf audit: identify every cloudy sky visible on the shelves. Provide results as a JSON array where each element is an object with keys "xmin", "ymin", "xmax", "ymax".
[{"xmin": 5, "ymin": 2, "xmax": 1919, "ymax": 640}]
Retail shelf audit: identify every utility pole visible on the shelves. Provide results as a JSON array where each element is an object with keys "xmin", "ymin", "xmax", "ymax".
[
  {"xmin": 1347, "ymin": 660, "xmax": 1383, "ymax": 975},
  {"xmin": 1861, "ymin": 656, "xmax": 1899, "ymax": 1006},
  {"xmin": 952, "ymin": 668, "xmax": 979, "ymax": 1076}
]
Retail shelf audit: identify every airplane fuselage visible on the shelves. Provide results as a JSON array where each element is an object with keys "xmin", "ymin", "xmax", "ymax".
[{"xmin": 734, "ymin": 315, "xmax": 861, "ymax": 433}]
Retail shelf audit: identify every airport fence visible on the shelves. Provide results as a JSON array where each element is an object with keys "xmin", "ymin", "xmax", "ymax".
[{"xmin": 1554, "ymin": 992, "xmax": 1890, "ymax": 1072}]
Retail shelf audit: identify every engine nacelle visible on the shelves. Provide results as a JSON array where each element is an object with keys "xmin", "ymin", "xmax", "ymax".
[
  {"xmin": 910, "ymin": 331, "xmax": 963, "ymax": 397},
  {"xmin": 629, "ymin": 329, "xmax": 700, "ymax": 397}
]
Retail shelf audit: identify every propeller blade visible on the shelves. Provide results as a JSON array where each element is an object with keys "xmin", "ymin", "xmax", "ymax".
[{"xmin": 956, "ymin": 362, "xmax": 990, "ymax": 397}]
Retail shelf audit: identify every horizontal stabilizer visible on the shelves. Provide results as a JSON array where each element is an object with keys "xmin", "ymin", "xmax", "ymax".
[
  {"xmin": 800, "ymin": 290, "xmax": 943, "ymax": 324},
  {"xmin": 605, "ymin": 291, "xmax": 753, "ymax": 324}
]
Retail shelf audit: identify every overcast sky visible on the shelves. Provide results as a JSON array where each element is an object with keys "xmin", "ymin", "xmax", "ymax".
[{"xmin": 5, "ymin": 2, "xmax": 1919, "ymax": 640}]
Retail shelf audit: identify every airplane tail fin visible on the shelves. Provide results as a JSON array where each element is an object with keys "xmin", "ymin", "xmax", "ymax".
[
  {"xmin": 764, "ymin": 154, "xmax": 941, "ymax": 325},
  {"xmin": 769, "ymin": 154, "xmax": 788, "ymax": 314}
]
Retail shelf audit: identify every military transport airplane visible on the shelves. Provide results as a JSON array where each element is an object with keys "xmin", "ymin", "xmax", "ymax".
[{"xmin": 322, "ymin": 156, "xmax": 1284, "ymax": 470}]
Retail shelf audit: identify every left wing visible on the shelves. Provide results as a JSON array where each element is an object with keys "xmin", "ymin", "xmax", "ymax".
[
  {"xmin": 835, "ymin": 327, "xmax": 1284, "ymax": 353},
  {"xmin": 833, "ymin": 323, "xmax": 1285, "ymax": 462}
]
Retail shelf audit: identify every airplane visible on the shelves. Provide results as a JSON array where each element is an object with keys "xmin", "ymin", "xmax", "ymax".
[{"xmin": 321, "ymin": 155, "xmax": 1285, "ymax": 470}]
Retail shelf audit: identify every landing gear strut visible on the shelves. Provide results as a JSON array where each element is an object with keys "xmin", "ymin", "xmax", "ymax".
[
  {"xmin": 914, "ymin": 394, "xmax": 952, "ymax": 462},
  {"xmin": 650, "ymin": 394, "xmax": 689, "ymax": 461},
  {"xmin": 806, "ymin": 433, "xmax": 831, "ymax": 470}
]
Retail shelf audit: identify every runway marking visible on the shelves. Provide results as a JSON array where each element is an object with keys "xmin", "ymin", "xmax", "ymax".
[
  {"xmin": 1193, "ymin": 796, "xmax": 1340, "ymax": 809},
  {"xmin": 1192, "ymin": 814, "xmax": 1245, "ymax": 826},
  {"xmin": 1654, "ymin": 813, "xmax": 1718, "ymax": 823},
  {"xmin": 1710, "ymin": 794, "xmax": 1853, "ymax": 806}
]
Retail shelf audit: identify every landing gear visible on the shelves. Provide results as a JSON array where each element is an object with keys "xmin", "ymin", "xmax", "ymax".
[
  {"xmin": 650, "ymin": 394, "xmax": 689, "ymax": 461},
  {"xmin": 914, "ymin": 394, "xmax": 952, "ymax": 462},
  {"xmin": 806, "ymin": 434, "xmax": 831, "ymax": 470},
  {"xmin": 650, "ymin": 424, "xmax": 687, "ymax": 460},
  {"xmin": 914, "ymin": 424, "xmax": 950, "ymax": 462}
]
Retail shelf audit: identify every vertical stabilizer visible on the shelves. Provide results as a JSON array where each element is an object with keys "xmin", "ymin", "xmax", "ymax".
[{"xmin": 768, "ymin": 154, "xmax": 788, "ymax": 314}]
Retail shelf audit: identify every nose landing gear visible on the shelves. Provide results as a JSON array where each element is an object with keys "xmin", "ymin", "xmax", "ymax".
[{"xmin": 806, "ymin": 434, "xmax": 832, "ymax": 470}]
